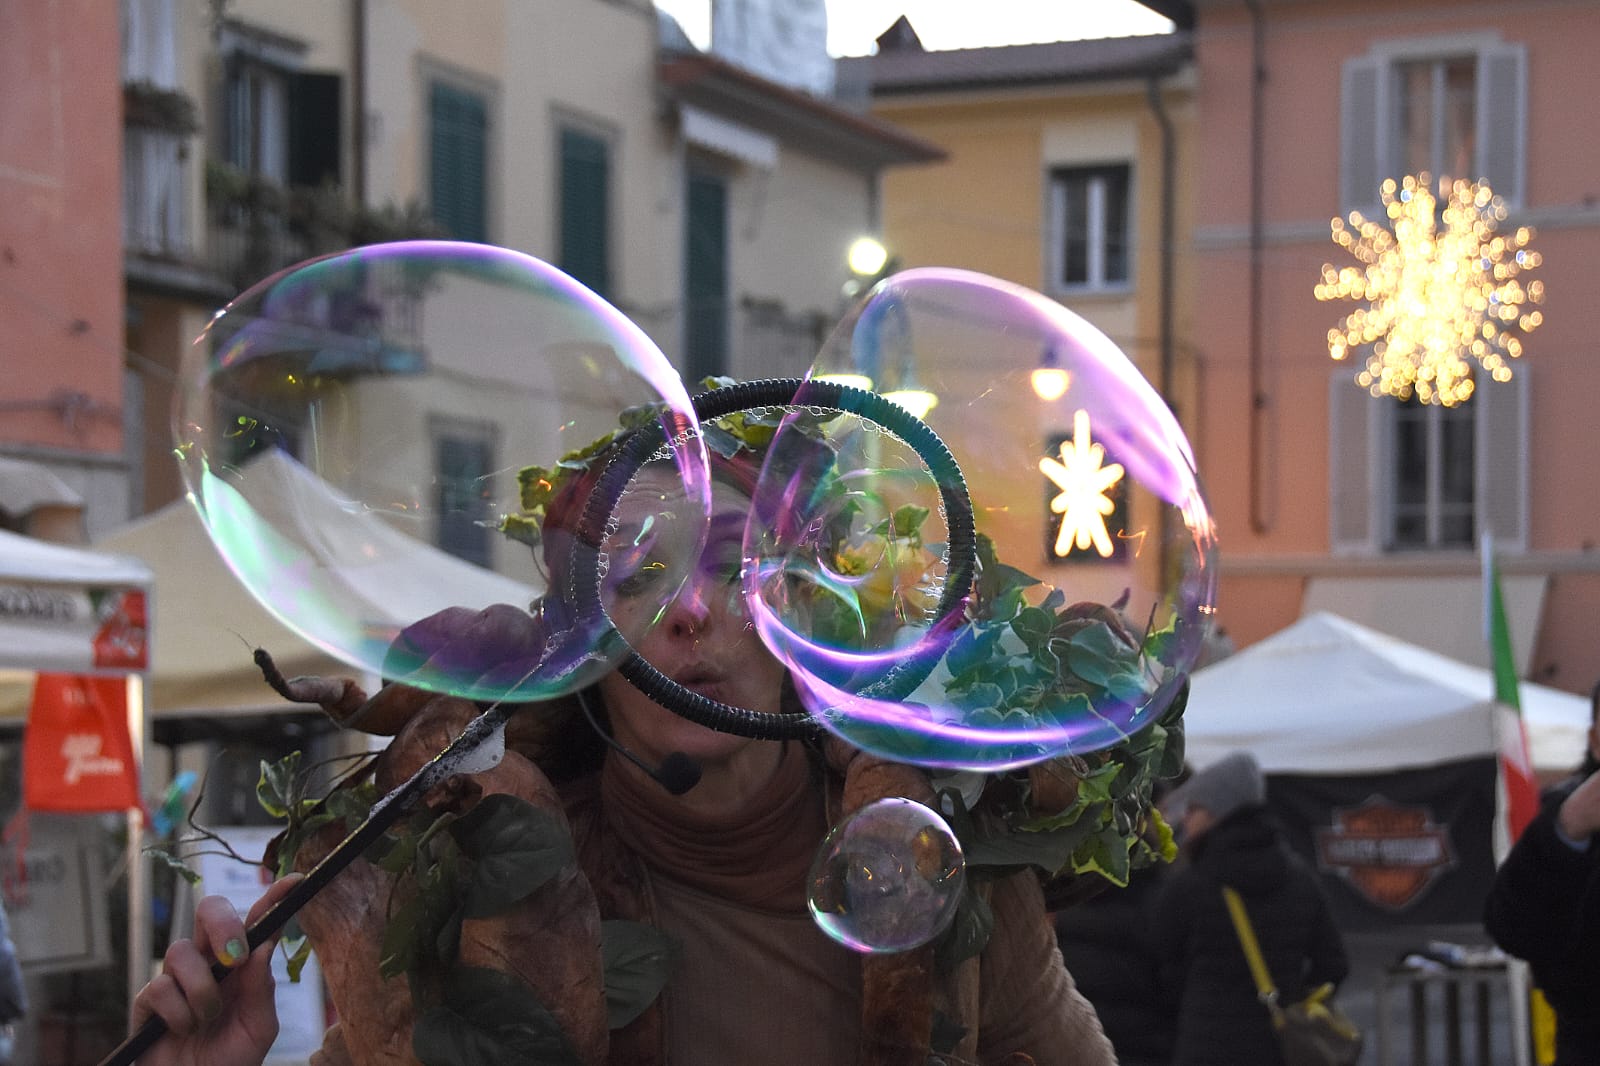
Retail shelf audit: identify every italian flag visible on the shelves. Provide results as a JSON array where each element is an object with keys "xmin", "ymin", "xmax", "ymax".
[{"xmin": 1484, "ymin": 533, "xmax": 1540, "ymax": 842}]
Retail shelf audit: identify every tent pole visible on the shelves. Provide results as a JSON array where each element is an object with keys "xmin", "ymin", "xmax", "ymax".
[{"xmin": 126, "ymin": 674, "xmax": 150, "ymax": 1022}]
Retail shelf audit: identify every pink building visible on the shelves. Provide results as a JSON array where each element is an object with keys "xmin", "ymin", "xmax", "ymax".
[
  {"xmin": 1186, "ymin": 0, "xmax": 1600, "ymax": 697},
  {"xmin": 0, "ymin": 0, "xmax": 127, "ymax": 541}
]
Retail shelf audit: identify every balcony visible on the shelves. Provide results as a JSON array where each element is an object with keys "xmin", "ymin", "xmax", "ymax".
[{"xmin": 205, "ymin": 162, "xmax": 444, "ymax": 293}]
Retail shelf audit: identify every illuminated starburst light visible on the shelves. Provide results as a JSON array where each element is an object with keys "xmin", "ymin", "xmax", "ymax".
[
  {"xmin": 1315, "ymin": 174, "xmax": 1543, "ymax": 407},
  {"xmin": 1040, "ymin": 409, "xmax": 1125, "ymax": 558}
]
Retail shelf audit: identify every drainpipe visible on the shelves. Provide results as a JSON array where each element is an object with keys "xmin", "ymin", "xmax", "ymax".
[
  {"xmin": 351, "ymin": 0, "xmax": 367, "ymax": 207},
  {"xmin": 1146, "ymin": 69, "xmax": 1179, "ymax": 593},
  {"xmin": 1245, "ymin": 0, "xmax": 1270, "ymax": 535},
  {"xmin": 1145, "ymin": 72, "xmax": 1176, "ymax": 406}
]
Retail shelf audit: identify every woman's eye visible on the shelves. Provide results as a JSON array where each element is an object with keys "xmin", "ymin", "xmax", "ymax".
[{"xmin": 613, "ymin": 559, "xmax": 668, "ymax": 598}]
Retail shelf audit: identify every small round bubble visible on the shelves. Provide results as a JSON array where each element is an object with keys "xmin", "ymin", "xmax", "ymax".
[
  {"xmin": 175, "ymin": 241, "xmax": 709, "ymax": 703},
  {"xmin": 807, "ymin": 797, "xmax": 966, "ymax": 954},
  {"xmin": 746, "ymin": 268, "xmax": 1217, "ymax": 769}
]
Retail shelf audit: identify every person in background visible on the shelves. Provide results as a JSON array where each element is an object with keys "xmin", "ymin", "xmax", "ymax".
[
  {"xmin": 1484, "ymin": 679, "xmax": 1600, "ymax": 1065},
  {"xmin": 1053, "ymin": 774, "xmax": 1186, "ymax": 1066},
  {"xmin": 1150, "ymin": 750, "xmax": 1348, "ymax": 1066},
  {"xmin": 0, "ymin": 896, "xmax": 27, "ymax": 1066}
]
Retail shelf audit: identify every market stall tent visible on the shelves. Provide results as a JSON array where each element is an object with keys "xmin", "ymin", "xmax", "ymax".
[
  {"xmin": 1184, "ymin": 611, "xmax": 1591, "ymax": 776},
  {"xmin": 1182, "ymin": 611, "xmax": 1591, "ymax": 931},
  {"xmin": 0, "ymin": 528, "xmax": 154, "ymax": 1009}
]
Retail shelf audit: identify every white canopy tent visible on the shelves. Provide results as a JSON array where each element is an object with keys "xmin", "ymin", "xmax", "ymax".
[
  {"xmin": 0, "ymin": 528, "xmax": 154, "ymax": 1010},
  {"xmin": 1183, "ymin": 611, "xmax": 1591, "ymax": 776}
]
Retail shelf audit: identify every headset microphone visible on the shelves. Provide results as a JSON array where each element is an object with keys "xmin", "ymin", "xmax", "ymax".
[{"xmin": 578, "ymin": 691, "xmax": 703, "ymax": 796}]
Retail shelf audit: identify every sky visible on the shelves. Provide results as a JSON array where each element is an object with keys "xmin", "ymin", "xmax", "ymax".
[{"xmin": 655, "ymin": 0, "xmax": 1174, "ymax": 58}]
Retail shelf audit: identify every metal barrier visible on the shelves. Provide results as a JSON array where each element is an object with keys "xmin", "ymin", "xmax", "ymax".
[{"xmin": 1375, "ymin": 962, "xmax": 1511, "ymax": 1066}]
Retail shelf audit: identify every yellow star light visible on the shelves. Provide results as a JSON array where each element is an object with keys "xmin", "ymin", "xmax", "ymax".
[
  {"xmin": 1315, "ymin": 174, "xmax": 1543, "ymax": 407},
  {"xmin": 1040, "ymin": 409, "xmax": 1125, "ymax": 559}
]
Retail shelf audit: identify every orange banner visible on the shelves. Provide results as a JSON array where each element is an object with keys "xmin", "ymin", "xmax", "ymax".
[{"xmin": 22, "ymin": 674, "xmax": 141, "ymax": 813}]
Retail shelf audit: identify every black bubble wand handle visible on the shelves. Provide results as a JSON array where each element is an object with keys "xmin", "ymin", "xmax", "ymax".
[{"xmin": 98, "ymin": 703, "xmax": 512, "ymax": 1066}]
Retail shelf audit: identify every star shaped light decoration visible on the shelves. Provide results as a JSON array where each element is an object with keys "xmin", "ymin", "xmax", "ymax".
[
  {"xmin": 1040, "ymin": 408, "xmax": 1125, "ymax": 559},
  {"xmin": 1315, "ymin": 174, "xmax": 1544, "ymax": 407}
]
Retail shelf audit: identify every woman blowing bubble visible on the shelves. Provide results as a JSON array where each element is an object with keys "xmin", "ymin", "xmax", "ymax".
[{"xmin": 130, "ymin": 435, "xmax": 1123, "ymax": 1066}]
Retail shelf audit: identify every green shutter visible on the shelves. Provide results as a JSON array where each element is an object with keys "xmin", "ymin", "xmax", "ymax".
[
  {"xmin": 684, "ymin": 170, "xmax": 728, "ymax": 381},
  {"xmin": 430, "ymin": 82, "xmax": 488, "ymax": 242},
  {"xmin": 559, "ymin": 127, "xmax": 610, "ymax": 297}
]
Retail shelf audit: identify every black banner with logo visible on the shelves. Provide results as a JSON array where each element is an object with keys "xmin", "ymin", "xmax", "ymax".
[{"xmin": 1265, "ymin": 757, "xmax": 1498, "ymax": 931}]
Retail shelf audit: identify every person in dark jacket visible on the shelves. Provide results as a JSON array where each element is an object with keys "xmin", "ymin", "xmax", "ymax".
[
  {"xmin": 1054, "ymin": 775, "xmax": 1184, "ymax": 1066},
  {"xmin": 1484, "ymin": 681, "xmax": 1600, "ymax": 1065},
  {"xmin": 1151, "ymin": 751, "xmax": 1349, "ymax": 1066}
]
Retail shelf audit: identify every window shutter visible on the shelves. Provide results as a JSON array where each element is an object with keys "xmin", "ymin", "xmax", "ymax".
[
  {"xmin": 289, "ymin": 73, "xmax": 342, "ymax": 189},
  {"xmin": 684, "ymin": 170, "xmax": 728, "ymax": 383},
  {"xmin": 430, "ymin": 83, "xmax": 488, "ymax": 243},
  {"xmin": 1476, "ymin": 368, "xmax": 1528, "ymax": 551},
  {"xmin": 1477, "ymin": 41, "xmax": 1527, "ymax": 206},
  {"xmin": 559, "ymin": 127, "xmax": 611, "ymax": 299},
  {"xmin": 1329, "ymin": 368, "xmax": 1379, "ymax": 553},
  {"xmin": 1340, "ymin": 54, "xmax": 1384, "ymax": 215}
]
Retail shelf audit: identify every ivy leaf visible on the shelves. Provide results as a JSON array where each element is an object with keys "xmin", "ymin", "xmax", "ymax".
[
  {"xmin": 145, "ymin": 846, "xmax": 202, "ymax": 885},
  {"xmin": 411, "ymin": 966, "xmax": 582, "ymax": 1066},
  {"xmin": 379, "ymin": 894, "xmax": 427, "ymax": 978},
  {"xmin": 1010, "ymin": 606, "xmax": 1054, "ymax": 653},
  {"xmin": 450, "ymin": 795, "xmax": 574, "ymax": 919},
  {"xmin": 1064, "ymin": 622, "xmax": 1141, "ymax": 690},
  {"xmin": 890, "ymin": 504, "xmax": 930, "ymax": 541},
  {"xmin": 255, "ymin": 752, "xmax": 302, "ymax": 819},
  {"xmin": 601, "ymin": 920, "xmax": 678, "ymax": 1029},
  {"xmin": 283, "ymin": 934, "xmax": 313, "ymax": 983},
  {"xmin": 934, "ymin": 887, "xmax": 993, "ymax": 970},
  {"xmin": 964, "ymin": 821, "xmax": 1097, "ymax": 874},
  {"xmin": 1074, "ymin": 823, "xmax": 1134, "ymax": 887}
]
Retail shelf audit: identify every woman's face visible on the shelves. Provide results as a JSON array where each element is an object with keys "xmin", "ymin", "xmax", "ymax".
[{"xmin": 599, "ymin": 475, "xmax": 787, "ymax": 767}]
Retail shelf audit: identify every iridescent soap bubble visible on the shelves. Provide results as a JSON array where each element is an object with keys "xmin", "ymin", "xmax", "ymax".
[
  {"xmin": 176, "ymin": 241, "xmax": 709, "ymax": 703},
  {"xmin": 807, "ymin": 797, "xmax": 966, "ymax": 953},
  {"xmin": 746, "ymin": 268, "xmax": 1217, "ymax": 769}
]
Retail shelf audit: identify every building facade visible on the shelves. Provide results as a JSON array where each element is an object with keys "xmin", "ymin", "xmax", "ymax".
[
  {"xmin": 1188, "ymin": 0, "xmax": 1600, "ymax": 696},
  {"xmin": 0, "ymin": 0, "xmax": 127, "ymax": 541}
]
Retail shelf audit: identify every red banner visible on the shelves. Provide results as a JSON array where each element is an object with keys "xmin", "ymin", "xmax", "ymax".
[{"xmin": 22, "ymin": 674, "xmax": 141, "ymax": 813}]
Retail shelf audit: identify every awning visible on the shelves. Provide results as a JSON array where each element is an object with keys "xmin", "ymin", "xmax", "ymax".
[
  {"xmin": 680, "ymin": 104, "xmax": 779, "ymax": 169},
  {"xmin": 0, "ymin": 455, "xmax": 83, "ymax": 517},
  {"xmin": 1302, "ymin": 575, "xmax": 1546, "ymax": 676}
]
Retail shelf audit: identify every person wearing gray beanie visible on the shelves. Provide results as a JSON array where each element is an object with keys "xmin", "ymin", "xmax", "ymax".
[{"xmin": 1150, "ymin": 750, "xmax": 1348, "ymax": 1066}]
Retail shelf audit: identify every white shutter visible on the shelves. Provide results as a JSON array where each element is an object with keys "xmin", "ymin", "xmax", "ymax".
[
  {"xmin": 1477, "ymin": 41, "xmax": 1527, "ymax": 206},
  {"xmin": 1476, "ymin": 367, "xmax": 1529, "ymax": 551},
  {"xmin": 1340, "ymin": 54, "xmax": 1384, "ymax": 216},
  {"xmin": 1329, "ymin": 368, "xmax": 1380, "ymax": 554}
]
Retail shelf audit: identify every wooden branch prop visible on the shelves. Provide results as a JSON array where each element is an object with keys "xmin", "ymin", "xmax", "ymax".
[{"xmin": 97, "ymin": 700, "xmax": 515, "ymax": 1066}]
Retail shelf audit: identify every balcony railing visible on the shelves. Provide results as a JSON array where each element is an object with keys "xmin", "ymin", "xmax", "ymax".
[{"xmin": 205, "ymin": 162, "xmax": 445, "ymax": 292}]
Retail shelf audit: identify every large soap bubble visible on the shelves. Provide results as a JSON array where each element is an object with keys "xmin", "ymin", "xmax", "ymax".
[
  {"xmin": 807, "ymin": 797, "xmax": 966, "ymax": 953},
  {"xmin": 176, "ymin": 241, "xmax": 709, "ymax": 703},
  {"xmin": 745, "ymin": 268, "xmax": 1217, "ymax": 769}
]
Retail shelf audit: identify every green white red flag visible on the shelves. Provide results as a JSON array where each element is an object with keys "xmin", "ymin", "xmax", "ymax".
[{"xmin": 1483, "ymin": 533, "xmax": 1539, "ymax": 841}]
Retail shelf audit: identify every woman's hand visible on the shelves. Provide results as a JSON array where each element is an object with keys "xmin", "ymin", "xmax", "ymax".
[
  {"xmin": 129, "ymin": 873, "xmax": 302, "ymax": 1066},
  {"xmin": 1558, "ymin": 771, "xmax": 1600, "ymax": 842}
]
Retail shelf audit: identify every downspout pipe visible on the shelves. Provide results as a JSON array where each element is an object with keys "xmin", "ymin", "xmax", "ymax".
[
  {"xmin": 1244, "ymin": 0, "xmax": 1271, "ymax": 535},
  {"xmin": 1145, "ymin": 72, "xmax": 1176, "ymax": 406}
]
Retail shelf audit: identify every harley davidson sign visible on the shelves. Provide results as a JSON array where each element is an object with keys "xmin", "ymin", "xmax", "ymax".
[{"xmin": 1314, "ymin": 795, "xmax": 1455, "ymax": 911}]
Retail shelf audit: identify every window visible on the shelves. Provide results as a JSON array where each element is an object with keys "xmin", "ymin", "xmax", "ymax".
[
  {"xmin": 1341, "ymin": 36, "xmax": 1526, "ymax": 213},
  {"xmin": 1048, "ymin": 165, "xmax": 1131, "ymax": 292},
  {"xmin": 559, "ymin": 125, "xmax": 611, "ymax": 298},
  {"xmin": 1390, "ymin": 396, "xmax": 1475, "ymax": 549},
  {"xmin": 433, "ymin": 422, "xmax": 496, "ymax": 567},
  {"xmin": 1328, "ymin": 369, "xmax": 1527, "ymax": 554},
  {"xmin": 121, "ymin": 0, "xmax": 177, "ymax": 87},
  {"xmin": 220, "ymin": 29, "xmax": 341, "ymax": 188},
  {"xmin": 684, "ymin": 168, "xmax": 729, "ymax": 383},
  {"xmin": 431, "ymin": 81, "xmax": 490, "ymax": 242}
]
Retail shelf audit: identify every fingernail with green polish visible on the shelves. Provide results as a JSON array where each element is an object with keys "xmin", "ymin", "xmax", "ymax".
[{"xmin": 219, "ymin": 938, "xmax": 247, "ymax": 967}]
